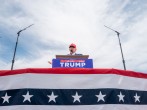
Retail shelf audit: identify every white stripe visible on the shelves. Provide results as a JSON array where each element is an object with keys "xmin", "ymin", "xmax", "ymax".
[
  {"xmin": 0, "ymin": 105, "xmax": 147, "ymax": 110},
  {"xmin": 0, "ymin": 73, "xmax": 146, "ymax": 91}
]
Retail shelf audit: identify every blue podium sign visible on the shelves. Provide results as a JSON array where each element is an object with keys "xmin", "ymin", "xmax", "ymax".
[{"xmin": 52, "ymin": 59, "xmax": 93, "ymax": 68}]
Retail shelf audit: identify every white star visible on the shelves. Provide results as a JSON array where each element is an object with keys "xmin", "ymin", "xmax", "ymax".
[
  {"xmin": 1, "ymin": 93, "xmax": 11, "ymax": 103},
  {"xmin": 22, "ymin": 91, "xmax": 33, "ymax": 102},
  {"xmin": 117, "ymin": 92, "xmax": 125, "ymax": 102},
  {"xmin": 134, "ymin": 93, "xmax": 140, "ymax": 102},
  {"xmin": 72, "ymin": 92, "xmax": 82, "ymax": 103},
  {"xmin": 47, "ymin": 92, "xmax": 58, "ymax": 103},
  {"xmin": 95, "ymin": 91, "xmax": 106, "ymax": 102}
]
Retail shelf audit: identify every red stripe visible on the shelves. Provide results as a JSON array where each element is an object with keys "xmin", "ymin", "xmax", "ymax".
[{"xmin": 0, "ymin": 68, "xmax": 147, "ymax": 78}]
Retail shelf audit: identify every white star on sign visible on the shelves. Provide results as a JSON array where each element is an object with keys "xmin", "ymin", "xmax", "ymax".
[
  {"xmin": 117, "ymin": 92, "xmax": 125, "ymax": 102},
  {"xmin": 95, "ymin": 91, "xmax": 106, "ymax": 102},
  {"xmin": 1, "ymin": 93, "xmax": 11, "ymax": 103},
  {"xmin": 72, "ymin": 92, "xmax": 82, "ymax": 103},
  {"xmin": 22, "ymin": 91, "xmax": 33, "ymax": 102},
  {"xmin": 47, "ymin": 92, "xmax": 58, "ymax": 103},
  {"xmin": 134, "ymin": 93, "xmax": 140, "ymax": 102}
]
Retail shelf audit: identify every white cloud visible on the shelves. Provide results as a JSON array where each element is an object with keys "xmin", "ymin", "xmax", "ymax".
[{"xmin": 0, "ymin": 0, "xmax": 147, "ymax": 73}]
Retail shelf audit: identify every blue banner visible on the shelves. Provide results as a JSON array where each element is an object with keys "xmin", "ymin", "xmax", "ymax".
[{"xmin": 52, "ymin": 59, "xmax": 93, "ymax": 68}]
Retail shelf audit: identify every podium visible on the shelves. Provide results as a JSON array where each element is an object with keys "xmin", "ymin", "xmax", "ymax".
[{"xmin": 52, "ymin": 55, "xmax": 93, "ymax": 68}]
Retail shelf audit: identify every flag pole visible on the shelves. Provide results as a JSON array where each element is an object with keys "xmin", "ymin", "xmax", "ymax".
[
  {"xmin": 11, "ymin": 24, "xmax": 34, "ymax": 70},
  {"xmin": 104, "ymin": 25, "xmax": 126, "ymax": 70}
]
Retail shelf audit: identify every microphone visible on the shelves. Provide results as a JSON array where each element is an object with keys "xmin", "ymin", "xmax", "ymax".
[{"xmin": 70, "ymin": 49, "xmax": 73, "ymax": 55}]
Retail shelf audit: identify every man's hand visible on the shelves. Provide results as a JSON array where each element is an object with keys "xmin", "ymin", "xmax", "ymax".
[{"xmin": 48, "ymin": 61, "xmax": 52, "ymax": 64}]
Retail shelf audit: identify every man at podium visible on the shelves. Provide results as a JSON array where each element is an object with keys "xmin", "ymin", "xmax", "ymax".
[
  {"xmin": 48, "ymin": 43, "xmax": 82, "ymax": 64},
  {"xmin": 51, "ymin": 42, "xmax": 93, "ymax": 68},
  {"xmin": 53, "ymin": 43, "xmax": 93, "ymax": 68},
  {"xmin": 68, "ymin": 43, "xmax": 82, "ymax": 55}
]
